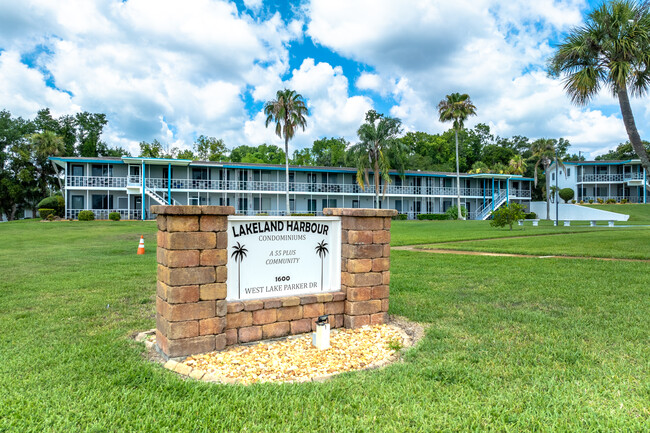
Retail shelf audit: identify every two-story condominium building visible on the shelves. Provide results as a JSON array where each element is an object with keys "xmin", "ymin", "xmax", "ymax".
[
  {"xmin": 548, "ymin": 159, "xmax": 648, "ymax": 204},
  {"xmin": 50, "ymin": 156, "xmax": 534, "ymax": 220}
]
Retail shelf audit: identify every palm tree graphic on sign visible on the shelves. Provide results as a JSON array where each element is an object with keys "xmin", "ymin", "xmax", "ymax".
[
  {"xmin": 231, "ymin": 242, "xmax": 248, "ymax": 299},
  {"xmin": 315, "ymin": 240, "xmax": 329, "ymax": 291}
]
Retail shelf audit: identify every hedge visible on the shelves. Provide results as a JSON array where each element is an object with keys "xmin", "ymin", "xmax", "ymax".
[
  {"xmin": 78, "ymin": 210, "xmax": 95, "ymax": 221},
  {"xmin": 108, "ymin": 212, "xmax": 121, "ymax": 221},
  {"xmin": 38, "ymin": 208, "xmax": 56, "ymax": 219}
]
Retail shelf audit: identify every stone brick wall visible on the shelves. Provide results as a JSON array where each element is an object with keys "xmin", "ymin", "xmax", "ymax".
[
  {"xmin": 323, "ymin": 208, "xmax": 396, "ymax": 328},
  {"xmin": 152, "ymin": 205, "xmax": 396, "ymax": 359}
]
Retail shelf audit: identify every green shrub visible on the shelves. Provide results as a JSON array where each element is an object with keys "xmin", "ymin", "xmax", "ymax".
[
  {"xmin": 580, "ymin": 200, "xmax": 584, "ymax": 204},
  {"xmin": 256, "ymin": 212, "xmax": 269, "ymax": 216},
  {"xmin": 490, "ymin": 203, "xmax": 526, "ymax": 230},
  {"xmin": 445, "ymin": 205, "xmax": 468, "ymax": 220},
  {"xmin": 392, "ymin": 213, "xmax": 407, "ymax": 220},
  {"xmin": 621, "ymin": 199, "xmax": 628, "ymax": 204},
  {"xmin": 597, "ymin": 198, "xmax": 604, "ymax": 204},
  {"xmin": 417, "ymin": 213, "xmax": 449, "ymax": 220},
  {"xmin": 78, "ymin": 210, "xmax": 95, "ymax": 221},
  {"xmin": 589, "ymin": 199, "xmax": 594, "ymax": 204},
  {"xmin": 38, "ymin": 208, "xmax": 55, "ymax": 219},
  {"xmin": 571, "ymin": 199, "xmax": 576, "ymax": 204},
  {"xmin": 108, "ymin": 212, "xmax": 121, "ymax": 221},
  {"xmin": 46, "ymin": 214, "xmax": 56, "ymax": 221},
  {"xmin": 37, "ymin": 195, "xmax": 65, "ymax": 217},
  {"xmin": 524, "ymin": 212, "xmax": 537, "ymax": 219},
  {"xmin": 559, "ymin": 188, "xmax": 574, "ymax": 203}
]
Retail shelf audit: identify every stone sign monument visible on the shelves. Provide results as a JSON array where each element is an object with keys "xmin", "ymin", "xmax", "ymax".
[{"xmin": 152, "ymin": 205, "xmax": 395, "ymax": 359}]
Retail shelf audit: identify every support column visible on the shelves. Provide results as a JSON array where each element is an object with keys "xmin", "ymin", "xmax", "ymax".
[
  {"xmin": 141, "ymin": 161, "xmax": 146, "ymax": 221},
  {"xmin": 643, "ymin": 167, "xmax": 648, "ymax": 203},
  {"xmin": 323, "ymin": 208, "xmax": 396, "ymax": 328},
  {"xmin": 506, "ymin": 178, "xmax": 510, "ymax": 204},
  {"xmin": 491, "ymin": 177, "xmax": 495, "ymax": 212},
  {"xmin": 168, "ymin": 163, "xmax": 172, "ymax": 205},
  {"xmin": 483, "ymin": 179, "xmax": 486, "ymax": 208},
  {"xmin": 153, "ymin": 205, "xmax": 234, "ymax": 359}
]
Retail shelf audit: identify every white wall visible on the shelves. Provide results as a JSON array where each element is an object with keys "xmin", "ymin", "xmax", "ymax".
[{"xmin": 530, "ymin": 201, "xmax": 629, "ymax": 221}]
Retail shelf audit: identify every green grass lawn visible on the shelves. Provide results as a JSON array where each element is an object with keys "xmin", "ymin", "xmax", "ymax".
[
  {"xmin": 421, "ymin": 227, "xmax": 650, "ymax": 259},
  {"xmin": 390, "ymin": 203, "xmax": 650, "ymax": 246},
  {"xmin": 1, "ymin": 220, "xmax": 650, "ymax": 431},
  {"xmin": 390, "ymin": 219, "xmax": 613, "ymax": 246},
  {"xmin": 583, "ymin": 203, "xmax": 650, "ymax": 223}
]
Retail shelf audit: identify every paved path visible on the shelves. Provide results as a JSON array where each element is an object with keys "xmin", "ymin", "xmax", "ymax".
[{"xmin": 392, "ymin": 245, "xmax": 650, "ymax": 263}]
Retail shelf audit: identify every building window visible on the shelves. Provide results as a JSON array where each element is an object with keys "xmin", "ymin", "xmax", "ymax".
[
  {"xmin": 552, "ymin": 173, "xmax": 555, "ymax": 181},
  {"xmin": 322, "ymin": 199, "xmax": 336, "ymax": 209},
  {"xmin": 192, "ymin": 168, "xmax": 208, "ymax": 180},
  {"xmin": 72, "ymin": 165, "xmax": 84, "ymax": 177},
  {"xmin": 567, "ymin": 168, "xmax": 571, "ymax": 176},
  {"xmin": 352, "ymin": 200, "xmax": 360, "ymax": 209},
  {"xmin": 92, "ymin": 164, "xmax": 112, "ymax": 177},
  {"xmin": 307, "ymin": 199, "xmax": 317, "ymax": 212},
  {"xmin": 289, "ymin": 199, "xmax": 295, "ymax": 213},
  {"xmin": 71, "ymin": 195, "xmax": 84, "ymax": 209},
  {"xmin": 92, "ymin": 194, "xmax": 113, "ymax": 209}
]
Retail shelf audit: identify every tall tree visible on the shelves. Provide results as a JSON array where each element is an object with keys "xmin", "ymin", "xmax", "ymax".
[
  {"xmin": 531, "ymin": 138, "xmax": 565, "ymax": 220},
  {"xmin": 291, "ymin": 148, "xmax": 315, "ymax": 166},
  {"xmin": 29, "ymin": 131, "xmax": 65, "ymax": 199},
  {"xmin": 351, "ymin": 110, "xmax": 404, "ymax": 209},
  {"xmin": 138, "ymin": 139, "xmax": 176, "ymax": 159},
  {"xmin": 508, "ymin": 154, "xmax": 527, "ymax": 175},
  {"xmin": 596, "ymin": 140, "xmax": 650, "ymax": 160},
  {"xmin": 311, "ymin": 137, "xmax": 348, "ymax": 166},
  {"xmin": 438, "ymin": 93, "xmax": 477, "ymax": 220},
  {"xmin": 194, "ymin": 135, "xmax": 227, "ymax": 161},
  {"xmin": 549, "ymin": 0, "xmax": 650, "ymax": 172},
  {"xmin": 229, "ymin": 144, "xmax": 285, "ymax": 164},
  {"xmin": 75, "ymin": 112, "xmax": 108, "ymax": 157},
  {"xmin": 264, "ymin": 89, "xmax": 309, "ymax": 215}
]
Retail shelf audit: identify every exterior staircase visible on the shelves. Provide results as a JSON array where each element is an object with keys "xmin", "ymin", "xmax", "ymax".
[
  {"xmin": 474, "ymin": 190, "xmax": 508, "ymax": 220},
  {"xmin": 145, "ymin": 189, "xmax": 179, "ymax": 206}
]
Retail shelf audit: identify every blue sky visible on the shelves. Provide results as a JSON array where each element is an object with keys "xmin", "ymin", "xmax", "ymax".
[{"xmin": 0, "ymin": 0, "xmax": 646, "ymax": 158}]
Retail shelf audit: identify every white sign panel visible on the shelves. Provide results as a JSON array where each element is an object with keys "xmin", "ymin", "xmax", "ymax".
[{"xmin": 226, "ymin": 216, "xmax": 341, "ymax": 301}]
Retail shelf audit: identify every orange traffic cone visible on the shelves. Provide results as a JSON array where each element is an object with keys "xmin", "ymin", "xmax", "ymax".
[{"xmin": 137, "ymin": 236, "xmax": 145, "ymax": 255}]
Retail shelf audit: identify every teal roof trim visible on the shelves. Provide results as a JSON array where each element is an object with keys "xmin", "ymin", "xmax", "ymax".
[{"xmin": 49, "ymin": 157, "xmax": 125, "ymax": 164}]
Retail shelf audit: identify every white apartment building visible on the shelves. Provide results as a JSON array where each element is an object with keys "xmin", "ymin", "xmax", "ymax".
[
  {"xmin": 548, "ymin": 159, "xmax": 648, "ymax": 204},
  {"xmin": 50, "ymin": 156, "xmax": 534, "ymax": 220}
]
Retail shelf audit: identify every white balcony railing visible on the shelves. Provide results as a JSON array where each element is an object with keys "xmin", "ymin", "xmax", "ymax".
[
  {"xmin": 66, "ymin": 176, "xmax": 127, "ymax": 188},
  {"xmin": 66, "ymin": 209, "xmax": 142, "ymax": 220},
  {"xmin": 579, "ymin": 174, "xmax": 624, "ymax": 182},
  {"xmin": 65, "ymin": 176, "xmax": 532, "ymax": 198},
  {"xmin": 624, "ymin": 172, "xmax": 644, "ymax": 180}
]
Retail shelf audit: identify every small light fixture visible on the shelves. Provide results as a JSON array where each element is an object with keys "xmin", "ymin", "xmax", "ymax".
[{"xmin": 312, "ymin": 315, "xmax": 330, "ymax": 350}]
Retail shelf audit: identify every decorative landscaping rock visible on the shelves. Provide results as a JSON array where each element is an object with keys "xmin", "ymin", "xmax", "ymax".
[{"xmin": 136, "ymin": 317, "xmax": 424, "ymax": 385}]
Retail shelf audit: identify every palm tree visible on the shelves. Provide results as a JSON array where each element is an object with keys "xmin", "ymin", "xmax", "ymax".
[
  {"xmin": 549, "ymin": 0, "xmax": 650, "ymax": 172},
  {"xmin": 264, "ymin": 89, "xmax": 309, "ymax": 215},
  {"xmin": 30, "ymin": 131, "xmax": 64, "ymax": 199},
  {"xmin": 531, "ymin": 139, "xmax": 565, "ymax": 220},
  {"xmin": 314, "ymin": 240, "xmax": 329, "ymax": 291},
  {"xmin": 351, "ymin": 110, "xmax": 404, "ymax": 209},
  {"xmin": 438, "ymin": 93, "xmax": 477, "ymax": 220},
  {"xmin": 508, "ymin": 155, "xmax": 527, "ymax": 175},
  {"xmin": 231, "ymin": 242, "xmax": 248, "ymax": 299}
]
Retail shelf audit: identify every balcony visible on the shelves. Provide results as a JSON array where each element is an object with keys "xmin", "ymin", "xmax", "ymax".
[
  {"xmin": 66, "ymin": 176, "xmax": 127, "ymax": 188},
  {"xmin": 578, "ymin": 174, "xmax": 624, "ymax": 182},
  {"xmin": 65, "ymin": 176, "xmax": 532, "ymax": 198}
]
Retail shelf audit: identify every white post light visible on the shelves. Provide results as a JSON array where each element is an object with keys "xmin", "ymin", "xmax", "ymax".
[{"xmin": 312, "ymin": 315, "xmax": 330, "ymax": 350}]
